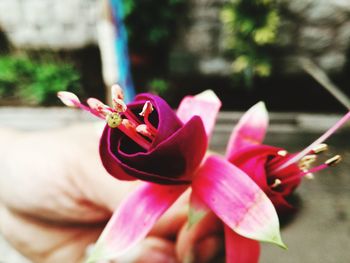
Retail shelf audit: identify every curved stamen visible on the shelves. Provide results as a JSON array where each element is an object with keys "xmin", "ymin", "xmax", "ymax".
[
  {"xmin": 273, "ymin": 111, "xmax": 350, "ymax": 173},
  {"xmin": 139, "ymin": 101, "xmax": 157, "ymax": 135},
  {"xmin": 58, "ymin": 92, "xmax": 104, "ymax": 119},
  {"xmin": 58, "ymin": 90, "xmax": 151, "ymax": 150},
  {"xmin": 119, "ymin": 120, "xmax": 151, "ymax": 150},
  {"xmin": 277, "ymin": 155, "xmax": 342, "ymax": 187}
]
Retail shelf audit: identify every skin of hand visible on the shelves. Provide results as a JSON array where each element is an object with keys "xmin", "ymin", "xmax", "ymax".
[{"xmin": 0, "ymin": 123, "xmax": 223, "ymax": 263}]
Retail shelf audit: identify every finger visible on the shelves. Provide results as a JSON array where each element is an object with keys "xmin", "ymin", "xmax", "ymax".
[
  {"xmin": 102, "ymin": 237, "xmax": 177, "ymax": 263},
  {"xmin": 0, "ymin": 204, "xmax": 102, "ymax": 263},
  {"xmin": 176, "ymin": 213, "xmax": 224, "ymax": 263},
  {"xmin": 0, "ymin": 124, "xmax": 136, "ymax": 223}
]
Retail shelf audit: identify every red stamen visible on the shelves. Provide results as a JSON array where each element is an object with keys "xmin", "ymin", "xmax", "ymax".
[{"xmin": 120, "ymin": 120, "xmax": 151, "ymax": 150}]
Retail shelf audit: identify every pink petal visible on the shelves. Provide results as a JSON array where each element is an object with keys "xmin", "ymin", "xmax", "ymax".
[
  {"xmin": 177, "ymin": 90, "xmax": 221, "ymax": 138},
  {"xmin": 224, "ymin": 225, "xmax": 260, "ymax": 263},
  {"xmin": 57, "ymin": 91, "xmax": 80, "ymax": 107},
  {"xmin": 188, "ymin": 192, "xmax": 210, "ymax": 228},
  {"xmin": 87, "ymin": 182, "xmax": 187, "ymax": 262},
  {"xmin": 192, "ymin": 156, "xmax": 285, "ymax": 247},
  {"xmin": 226, "ymin": 102, "xmax": 269, "ymax": 159}
]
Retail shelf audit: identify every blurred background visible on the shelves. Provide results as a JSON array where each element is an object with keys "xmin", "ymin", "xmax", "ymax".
[
  {"xmin": 0, "ymin": 0, "xmax": 349, "ymax": 110},
  {"xmin": 1, "ymin": 0, "xmax": 350, "ymax": 262}
]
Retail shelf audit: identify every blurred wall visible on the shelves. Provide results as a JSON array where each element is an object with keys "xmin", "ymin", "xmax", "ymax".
[
  {"xmin": 0, "ymin": 0, "xmax": 349, "ymax": 74},
  {"xmin": 172, "ymin": 0, "xmax": 350, "ymax": 75},
  {"xmin": 0, "ymin": 0, "xmax": 102, "ymax": 49}
]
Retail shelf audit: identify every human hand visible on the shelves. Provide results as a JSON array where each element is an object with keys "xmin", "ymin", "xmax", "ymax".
[{"xmin": 0, "ymin": 124, "xmax": 188, "ymax": 263}]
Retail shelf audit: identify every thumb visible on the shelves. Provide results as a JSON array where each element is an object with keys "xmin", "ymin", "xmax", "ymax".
[{"xmin": 176, "ymin": 213, "xmax": 225, "ymax": 263}]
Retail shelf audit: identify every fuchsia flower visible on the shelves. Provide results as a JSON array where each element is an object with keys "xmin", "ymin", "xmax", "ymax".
[
  {"xmin": 58, "ymin": 87, "xmax": 285, "ymax": 262},
  {"xmin": 225, "ymin": 102, "xmax": 348, "ymax": 216},
  {"xmin": 188, "ymin": 101, "xmax": 349, "ymax": 263}
]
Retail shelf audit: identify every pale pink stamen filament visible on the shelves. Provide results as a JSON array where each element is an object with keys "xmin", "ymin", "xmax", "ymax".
[
  {"xmin": 273, "ymin": 111, "xmax": 350, "ymax": 173},
  {"xmin": 70, "ymin": 99, "xmax": 105, "ymax": 119},
  {"xmin": 140, "ymin": 101, "xmax": 157, "ymax": 135},
  {"xmin": 279, "ymin": 164, "xmax": 328, "ymax": 187}
]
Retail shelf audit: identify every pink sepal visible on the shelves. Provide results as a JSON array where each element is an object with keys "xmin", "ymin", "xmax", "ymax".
[
  {"xmin": 87, "ymin": 182, "xmax": 188, "ymax": 262},
  {"xmin": 226, "ymin": 102, "xmax": 268, "ymax": 159},
  {"xmin": 177, "ymin": 90, "xmax": 221, "ymax": 138},
  {"xmin": 192, "ymin": 156, "xmax": 285, "ymax": 247}
]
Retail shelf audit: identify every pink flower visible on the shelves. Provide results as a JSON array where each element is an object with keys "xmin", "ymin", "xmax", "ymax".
[
  {"xmin": 188, "ymin": 101, "xmax": 349, "ymax": 263},
  {"xmin": 225, "ymin": 102, "xmax": 348, "ymax": 217},
  {"xmin": 58, "ymin": 88, "xmax": 285, "ymax": 262}
]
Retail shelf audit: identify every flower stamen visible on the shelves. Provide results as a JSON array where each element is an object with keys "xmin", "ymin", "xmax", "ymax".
[
  {"xmin": 311, "ymin": 143, "xmax": 328, "ymax": 154},
  {"xmin": 136, "ymin": 124, "xmax": 154, "ymax": 139},
  {"xmin": 87, "ymin": 98, "xmax": 112, "ymax": 118},
  {"xmin": 271, "ymin": 179, "xmax": 282, "ymax": 188},
  {"xmin": 111, "ymin": 84, "xmax": 124, "ymax": 100},
  {"xmin": 278, "ymin": 154, "xmax": 342, "ymax": 187},
  {"xmin": 139, "ymin": 101, "xmax": 157, "ymax": 135},
  {"xmin": 298, "ymin": 154, "xmax": 317, "ymax": 170},
  {"xmin": 277, "ymin": 150, "xmax": 288, "ymax": 157},
  {"xmin": 325, "ymin": 154, "xmax": 342, "ymax": 166},
  {"xmin": 273, "ymin": 111, "xmax": 350, "ymax": 173},
  {"xmin": 119, "ymin": 120, "xmax": 151, "ymax": 149},
  {"xmin": 58, "ymin": 88, "xmax": 152, "ymax": 150}
]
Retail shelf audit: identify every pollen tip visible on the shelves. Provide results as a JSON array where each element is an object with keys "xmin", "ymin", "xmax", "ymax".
[
  {"xmin": 312, "ymin": 143, "xmax": 328, "ymax": 154},
  {"xmin": 136, "ymin": 124, "xmax": 153, "ymax": 138},
  {"xmin": 271, "ymin": 179, "xmax": 282, "ymax": 188},
  {"xmin": 305, "ymin": 173, "xmax": 314, "ymax": 179},
  {"xmin": 325, "ymin": 155, "xmax": 342, "ymax": 166},
  {"xmin": 301, "ymin": 154, "xmax": 317, "ymax": 162},
  {"xmin": 111, "ymin": 84, "xmax": 124, "ymax": 100},
  {"xmin": 139, "ymin": 101, "xmax": 154, "ymax": 116},
  {"xmin": 112, "ymin": 98, "xmax": 127, "ymax": 112},
  {"xmin": 57, "ymin": 91, "xmax": 80, "ymax": 107},
  {"xmin": 277, "ymin": 150, "xmax": 288, "ymax": 157}
]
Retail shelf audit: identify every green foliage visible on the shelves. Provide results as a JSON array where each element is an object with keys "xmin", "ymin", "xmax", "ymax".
[
  {"xmin": 0, "ymin": 55, "xmax": 82, "ymax": 105},
  {"xmin": 123, "ymin": 0, "xmax": 186, "ymax": 50},
  {"xmin": 221, "ymin": 0, "xmax": 280, "ymax": 86},
  {"xmin": 147, "ymin": 78, "xmax": 169, "ymax": 96}
]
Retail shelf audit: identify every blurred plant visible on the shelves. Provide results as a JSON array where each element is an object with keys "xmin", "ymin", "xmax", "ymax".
[
  {"xmin": 123, "ymin": 0, "xmax": 186, "ymax": 51},
  {"xmin": 0, "ymin": 55, "xmax": 82, "ymax": 105},
  {"xmin": 147, "ymin": 78, "xmax": 170, "ymax": 96},
  {"xmin": 221, "ymin": 0, "xmax": 280, "ymax": 87}
]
